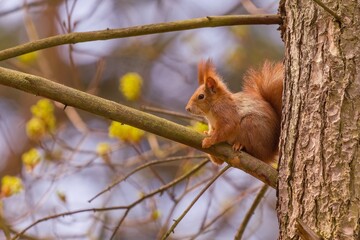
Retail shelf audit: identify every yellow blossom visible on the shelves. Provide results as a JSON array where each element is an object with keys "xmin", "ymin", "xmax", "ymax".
[
  {"xmin": 31, "ymin": 99, "xmax": 54, "ymax": 118},
  {"xmin": 26, "ymin": 117, "xmax": 46, "ymax": 140},
  {"xmin": 26, "ymin": 99, "xmax": 56, "ymax": 140},
  {"xmin": 151, "ymin": 209, "xmax": 161, "ymax": 220},
  {"xmin": 96, "ymin": 142, "xmax": 112, "ymax": 164},
  {"xmin": 1, "ymin": 176, "xmax": 23, "ymax": 197},
  {"xmin": 17, "ymin": 51, "xmax": 38, "ymax": 64},
  {"xmin": 190, "ymin": 121, "xmax": 209, "ymax": 133},
  {"xmin": 119, "ymin": 72, "xmax": 143, "ymax": 101},
  {"xmin": 22, "ymin": 148, "xmax": 41, "ymax": 172},
  {"xmin": 43, "ymin": 114, "xmax": 56, "ymax": 133},
  {"xmin": 31, "ymin": 99, "xmax": 56, "ymax": 132},
  {"xmin": 96, "ymin": 143, "xmax": 111, "ymax": 156},
  {"xmin": 108, "ymin": 121, "xmax": 144, "ymax": 143}
]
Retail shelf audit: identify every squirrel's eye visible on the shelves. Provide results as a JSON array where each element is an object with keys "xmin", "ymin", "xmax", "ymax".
[{"xmin": 198, "ymin": 94, "xmax": 205, "ymax": 100}]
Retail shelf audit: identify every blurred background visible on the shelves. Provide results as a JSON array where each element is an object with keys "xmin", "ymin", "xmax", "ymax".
[{"xmin": 0, "ymin": 0, "xmax": 283, "ymax": 239}]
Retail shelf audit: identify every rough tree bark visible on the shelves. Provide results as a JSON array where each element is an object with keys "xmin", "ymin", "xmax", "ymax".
[{"xmin": 278, "ymin": 1, "xmax": 360, "ymax": 239}]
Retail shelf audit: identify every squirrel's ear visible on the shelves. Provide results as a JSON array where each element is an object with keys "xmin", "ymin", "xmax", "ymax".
[{"xmin": 205, "ymin": 77, "xmax": 218, "ymax": 93}]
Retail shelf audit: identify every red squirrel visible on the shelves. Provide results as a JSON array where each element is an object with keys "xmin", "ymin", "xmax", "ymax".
[{"xmin": 186, "ymin": 59, "xmax": 283, "ymax": 165}]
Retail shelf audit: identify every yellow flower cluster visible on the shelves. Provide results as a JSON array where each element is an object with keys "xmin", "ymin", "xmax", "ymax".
[
  {"xmin": 22, "ymin": 148, "xmax": 41, "ymax": 172},
  {"xmin": 190, "ymin": 121, "xmax": 209, "ymax": 133},
  {"xmin": 108, "ymin": 121, "xmax": 144, "ymax": 143},
  {"xmin": 119, "ymin": 72, "xmax": 143, "ymax": 101},
  {"xmin": 1, "ymin": 176, "xmax": 23, "ymax": 198},
  {"xmin": 26, "ymin": 99, "xmax": 56, "ymax": 140}
]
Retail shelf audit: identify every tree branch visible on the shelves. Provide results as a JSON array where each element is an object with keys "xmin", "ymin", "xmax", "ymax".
[
  {"xmin": 14, "ymin": 160, "xmax": 209, "ymax": 240},
  {"xmin": 0, "ymin": 67, "xmax": 278, "ymax": 188},
  {"xmin": 234, "ymin": 184, "xmax": 269, "ymax": 240},
  {"xmin": 0, "ymin": 14, "xmax": 281, "ymax": 61},
  {"xmin": 296, "ymin": 219, "xmax": 324, "ymax": 240},
  {"xmin": 311, "ymin": 0, "xmax": 342, "ymax": 22},
  {"xmin": 162, "ymin": 165, "xmax": 231, "ymax": 240},
  {"xmin": 88, "ymin": 155, "xmax": 208, "ymax": 203}
]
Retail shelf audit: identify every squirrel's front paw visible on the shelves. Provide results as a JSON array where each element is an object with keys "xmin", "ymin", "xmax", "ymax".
[
  {"xmin": 232, "ymin": 142, "xmax": 243, "ymax": 152},
  {"xmin": 202, "ymin": 137, "xmax": 213, "ymax": 148}
]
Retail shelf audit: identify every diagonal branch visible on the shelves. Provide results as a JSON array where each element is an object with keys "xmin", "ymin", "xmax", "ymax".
[
  {"xmin": 234, "ymin": 184, "xmax": 269, "ymax": 240},
  {"xmin": 0, "ymin": 14, "xmax": 281, "ymax": 61},
  {"xmin": 0, "ymin": 67, "xmax": 278, "ymax": 188},
  {"xmin": 162, "ymin": 164, "xmax": 231, "ymax": 240},
  {"xmin": 14, "ymin": 159, "xmax": 209, "ymax": 240},
  {"xmin": 88, "ymin": 155, "xmax": 208, "ymax": 203},
  {"xmin": 311, "ymin": 0, "xmax": 342, "ymax": 22}
]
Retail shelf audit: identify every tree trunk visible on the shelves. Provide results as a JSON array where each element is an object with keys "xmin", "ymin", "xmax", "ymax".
[{"xmin": 278, "ymin": 1, "xmax": 360, "ymax": 239}]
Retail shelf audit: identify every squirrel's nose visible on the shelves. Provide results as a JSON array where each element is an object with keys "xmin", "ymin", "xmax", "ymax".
[{"xmin": 186, "ymin": 107, "xmax": 191, "ymax": 112}]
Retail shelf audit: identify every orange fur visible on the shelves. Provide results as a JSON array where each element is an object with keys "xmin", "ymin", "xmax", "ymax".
[
  {"xmin": 186, "ymin": 59, "xmax": 284, "ymax": 165},
  {"xmin": 242, "ymin": 61, "xmax": 283, "ymax": 118}
]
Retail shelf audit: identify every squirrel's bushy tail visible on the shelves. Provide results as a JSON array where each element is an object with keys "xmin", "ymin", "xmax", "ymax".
[{"xmin": 242, "ymin": 61, "xmax": 284, "ymax": 118}]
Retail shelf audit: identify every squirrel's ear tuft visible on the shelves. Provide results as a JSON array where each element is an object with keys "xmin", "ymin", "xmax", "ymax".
[
  {"xmin": 198, "ymin": 60, "xmax": 206, "ymax": 85},
  {"xmin": 198, "ymin": 58, "xmax": 221, "ymax": 91},
  {"xmin": 198, "ymin": 58, "xmax": 215, "ymax": 85},
  {"xmin": 204, "ymin": 58, "xmax": 221, "ymax": 93},
  {"xmin": 205, "ymin": 58, "xmax": 215, "ymax": 72}
]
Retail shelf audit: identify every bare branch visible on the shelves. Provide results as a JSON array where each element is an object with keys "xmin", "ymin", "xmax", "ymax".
[
  {"xmin": 234, "ymin": 184, "xmax": 269, "ymax": 240},
  {"xmin": 311, "ymin": 0, "xmax": 342, "ymax": 22},
  {"xmin": 296, "ymin": 219, "xmax": 324, "ymax": 240},
  {"xmin": 0, "ymin": 1, "xmax": 47, "ymax": 17},
  {"xmin": 162, "ymin": 164, "xmax": 231, "ymax": 240},
  {"xmin": 13, "ymin": 160, "xmax": 209, "ymax": 240},
  {"xmin": 0, "ymin": 14, "xmax": 281, "ymax": 61},
  {"xmin": 0, "ymin": 67, "xmax": 278, "ymax": 188},
  {"xmin": 88, "ymin": 155, "xmax": 208, "ymax": 203},
  {"xmin": 189, "ymin": 188, "xmax": 259, "ymax": 240}
]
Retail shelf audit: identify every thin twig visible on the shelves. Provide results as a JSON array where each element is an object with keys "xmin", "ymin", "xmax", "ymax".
[
  {"xmin": 88, "ymin": 155, "xmax": 207, "ymax": 203},
  {"xmin": 130, "ymin": 143, "xmax": 176, "ymax": 201},
  {"xmin": 0, "ymin": 14, "xmax": 281, "ymax": 61},
  {"xmin": 190, "ymin": 187, "xmax": 259, "ymax": 240},
  {"xmin": 13, "ymin": 160, "xmax": 209, "ymax": 240},
  {"xmin": 234, "ymin": 184, "xmax": 269, "ymax": 240},
  {"xmin": 0, "ymin": 0, "xmax": 47, "ymax": 17},
  {"xmin": 157, "ymin": 175, "xmax": 214, "ymax": 239},
  {"xmin": 311, "ymin": 0, "xmax": 342, "ymax": 22},
  {"xmin": 162, "ymin": 164, "xmax": 231, "ymax": 240},
  {"xmin": 110, "ymin": 209, "xmax": 130, "ymax": 240}
]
